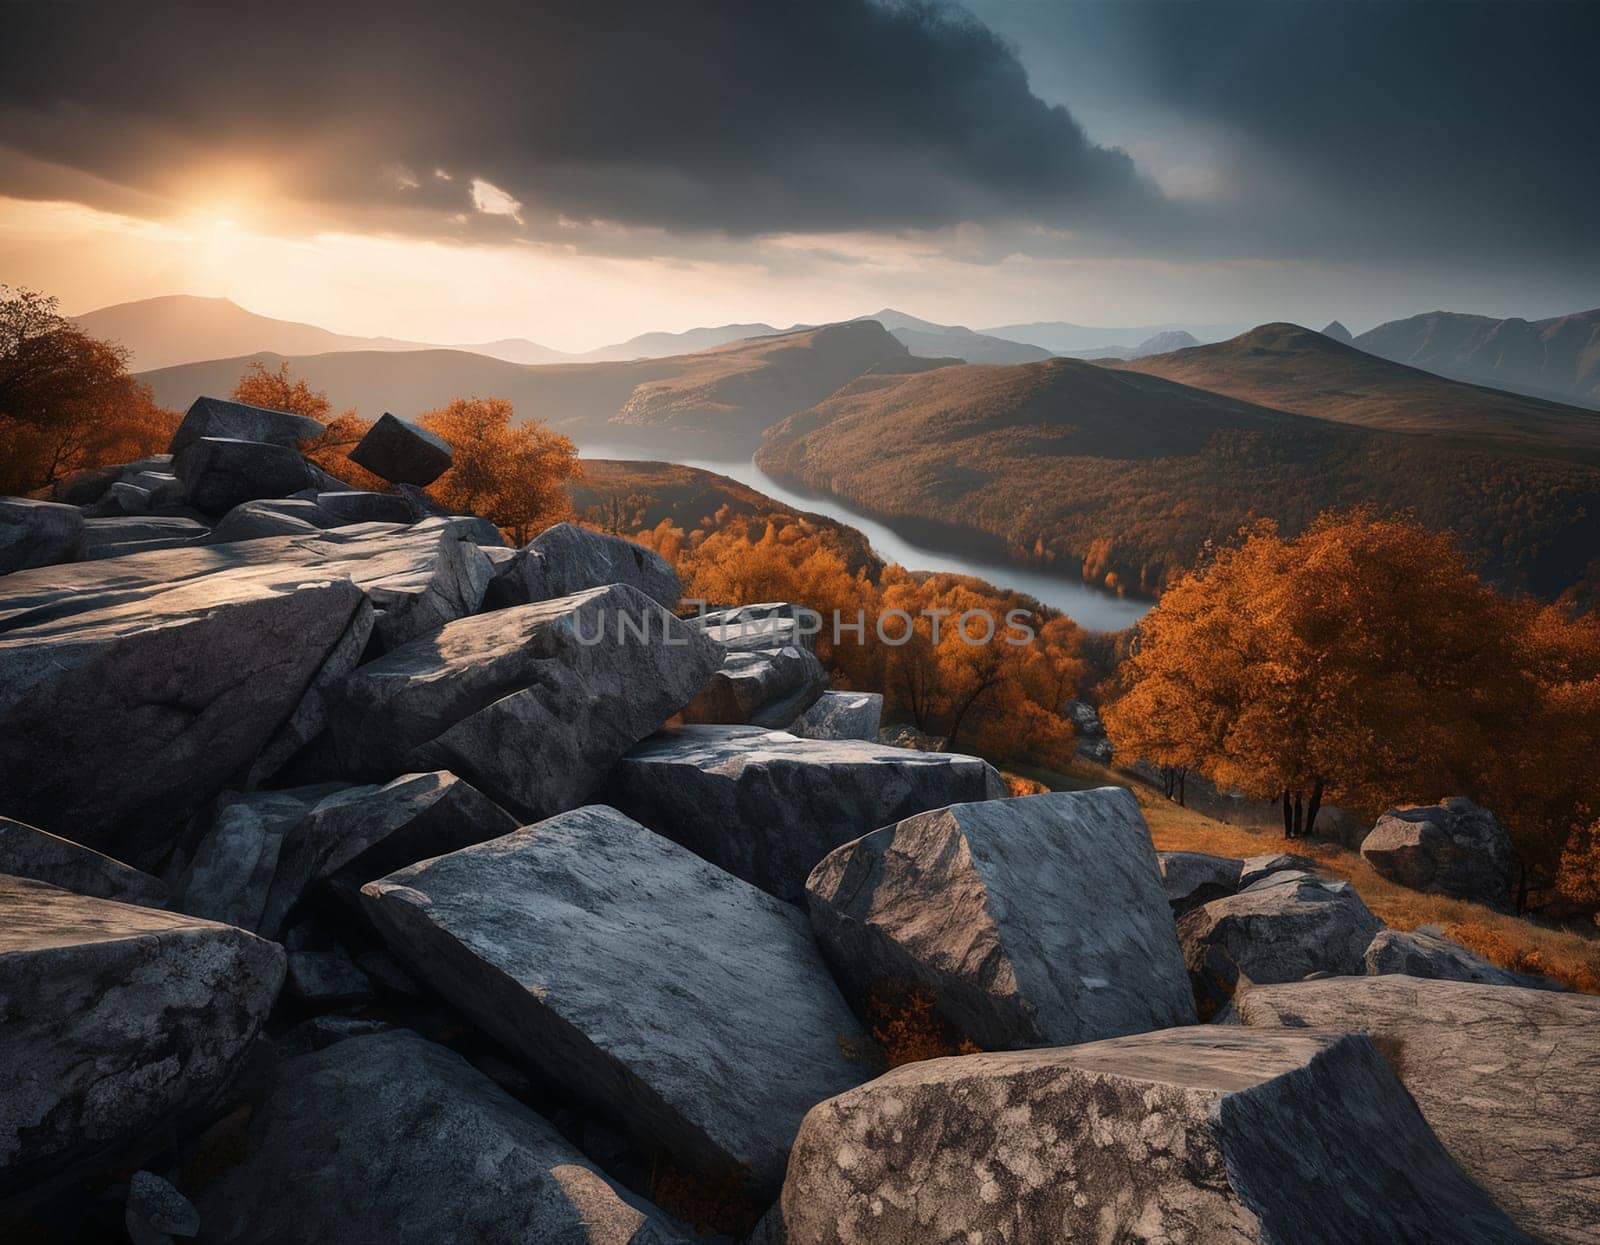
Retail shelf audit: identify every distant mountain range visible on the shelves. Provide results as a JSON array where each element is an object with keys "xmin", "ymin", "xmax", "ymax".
[
  {"xmin": 980, "ymin": 319, "xmax": 1248, "ymax": 353},
  {"xmin": 138, "ymin": 321, "xmax": 923, "ymax": 459},
  {"xmin": 1353, "ymin": 308, "xmax": 1600, "ymax": 410},
  {"xmin": 73, "ymin": 295, "xmax": 573, "ymax": 371},
  {"xmin": 1111, "ymin": 323, "xmax": 1600, "ymax": 464}
]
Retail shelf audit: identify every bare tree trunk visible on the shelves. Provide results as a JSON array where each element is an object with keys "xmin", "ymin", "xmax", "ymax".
[
  {"xmin": 1177, "ymin": 768, "xmax": 1187, "ymax": 808},
  {"xmin": 1304, "ymin": 777, "xmax": 1325, "ymax": 842},
  {"xmin": 1293, "ymin": 792, "xmax": 1304, "ymax": 837},
  {"xmin": 1282, "ymin": 790, "xmax": 1293, "ymax": 837}
]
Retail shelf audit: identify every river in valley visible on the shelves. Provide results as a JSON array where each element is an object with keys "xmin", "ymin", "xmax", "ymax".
[{"xmin": 578, "ymin": 443, "xmax": 1152, "ymax": 632}]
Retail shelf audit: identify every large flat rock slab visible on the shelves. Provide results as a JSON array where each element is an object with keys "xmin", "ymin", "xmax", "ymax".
[
  {"xmin": 806, "ymin": 788, "xmax": 1195, "ymax": 1049},
  {"xmin": 606, "ymin": 725, "xmax": 1006, "ymax": 901},
  {"xmin": 327, "ymin": 585, "xmax": 722, "ymax": 820},
  {"xmin": 0, "ymin": 517, "xmax": 494, "ymax": 652},
  {"xmin": 361, "ymin": 805, "xmax": 868, "ymax": 1198},
  {"xmin": 0, "ymin": 816, "xmax": 167, "ymax": 907},
  {"xmin": 0, "ymin": 876, "xmax": 284, "ymax": 1193},
  {"xmin": 0, "ymin": 562, "xmax": 365, "ymax": 867},
  {"xmin": 1234, "ymin": 975, "xmax": 1600, "ymax": 1245},
  {"xmin": 763, "ymin": 1027, "xmax": 1533, "ymax": 1244},
  {"xmin": 195, "ymin": 1029, "xmax": 686, "ymax": 1245}
]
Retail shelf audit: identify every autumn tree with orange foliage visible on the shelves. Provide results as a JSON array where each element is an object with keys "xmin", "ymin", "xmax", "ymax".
[
  {"xmin": 1105, "ymin": 510, "xmax": 1600, "ymax": 909},
  {"xmin": 230, "ymin": 360, "xmax": 389, "ymax": 492},
  {"xmin": 0, "ymin": 285, "xmax": 179, "ymax": 495},
  {"xmin": 418, "ymin": 397, "xmax": 579, "ymax": 543},
  {"xmin": 633, "ymin": 509, "xmax": 1087, "ymax": 770}
]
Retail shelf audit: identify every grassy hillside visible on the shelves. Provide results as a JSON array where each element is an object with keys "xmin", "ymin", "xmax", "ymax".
[
  {"xmin": 138, "ymin": 321, "xmax": 915, "ymax": 458},
  {"xmin": 756, "ymin": 357, "xmax": 1600, "ymax": 598},
  {"xmin": 1112, "ymin": 322, "xmax": 1600, "ymax": 463}
]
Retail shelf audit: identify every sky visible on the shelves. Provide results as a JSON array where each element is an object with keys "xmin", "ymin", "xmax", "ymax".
[{"xmin": 1, "ymin": 0, "xmax": 1596, "ymax": 352}]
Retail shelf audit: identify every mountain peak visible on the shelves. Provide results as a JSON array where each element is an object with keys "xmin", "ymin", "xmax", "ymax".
[{"xmin": 1321, "ymin": 320, "xmax": 1354, "ymax": 344}]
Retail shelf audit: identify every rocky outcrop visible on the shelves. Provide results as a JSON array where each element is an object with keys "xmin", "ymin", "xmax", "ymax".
[
  {"xmin": 1176, "ymin": 872, "xmax": 1384, "ymax": 1006},
  {"xmin": 125, "ymin": 1170, "xmax": 199, "ymax": 1243},
  {"xmin": 0, "ymin": 497, "xmax": 83, "ymax": 573},
  {"xmin": 787, "ymin": 690, "xmax": 882, "ymax": 741},
  {"xmin": 805, "ymin": 788, "xmax": 1195, "ymax": 1049},
  {"xmin": 1234, "ymin": 976, "xmax": 1600, "ymax": 1245},
  {"xmin": 79, "ymin": 515, "xmax": 208, "ymax": 558},
  {"xmin": 606, "ymin": 724, "xmax": 1006, "ymax": 901},
  {"xmin": 173, "ymin": 437, "xmax": 318, "ymax": 515},
  {"xmin": 348, "ymin": 412, "xmax": 454, "ymax": 486},
  {"xmin": 361, "ymin": 806, "xmax": 867, "ymax": 1197},
  {"xmin": 0, "ymin": 816, "xmax": 167, "ymax": 907},
  {"xmin": 1157, "ymin": 850, "xmax": 1243, "ymax": 915},
  {"xmin": 1061, "ymin": 698, "xmax": 1112, "ymax": 763},
  {"xmin": 195, "ymin": 1029, "xmax": 687, "ymax": 1244},
  {"xmin": 1236, "ymin": 851, "xmax": 1319, "ymax": 888},
  {"xmin": 0, "ymin": 876, "xmax": 284, "ymax": 1194},
  {"xmin": 311, "ymin": 490, "xmax": 413, "ymax": 526},
  {"xmin": 0, "ymin": 561, "xmax": 365, "ymax": 868},
  {"xmin": 174, "ymin": 772, "xmax": 517, "ymax": 936},
  {"xmin": 1364, "ymin": 927, "xmax": 1557, "ymax": 988},
  {"xmin": 167, "ymin": 395, "xmax": 325, "ymax": 455},
  {"xmin": 1361, "ymin": 797, "xmax": 1514, "ymax": 909},
  {"xmin": 326, "ymin": 584, "xmax": 721, "ymax": 819},
  {"xmin": 680, "ymin": 602, "xmax": 828, "ymax": 728},
  {"xmin": 763, "ymin": 1027, "xmax": 1531, "ymax": 1244},
  {"xmin": 483, "ymin": 521, "xmax": 681, "ymax": 610}
]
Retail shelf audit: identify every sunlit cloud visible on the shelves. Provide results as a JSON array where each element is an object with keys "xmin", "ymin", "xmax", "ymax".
[{"xmin": 469, "ymin": 178, "xmax": 523, "ymax": 224}]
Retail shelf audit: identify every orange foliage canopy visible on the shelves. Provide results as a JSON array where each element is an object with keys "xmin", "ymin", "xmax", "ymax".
[
  {"xmin": 632, "ymin": 508, "xmax": 1087, "ymax": 769},
  {"xmin": 1, "ymin": 285, "xmax": 179, "ymax": 495},
  {"xmin": 1105, "ymin": 510, "xmax": 1600, "ymax": 905}
]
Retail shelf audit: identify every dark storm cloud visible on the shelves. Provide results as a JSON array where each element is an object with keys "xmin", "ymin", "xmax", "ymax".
[
  {"xmin": 970, "ymin": 0, "xmax": 1600, "ymax": 268},
  {"xmin": 0, "ymin": 0, "xmax": 1158, "ymax": 240}
]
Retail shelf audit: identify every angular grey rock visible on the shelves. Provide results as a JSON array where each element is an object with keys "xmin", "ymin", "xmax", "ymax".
[
  {"xmin": 348, "ymin": 412, "xmax": 454, "ymax": 486},
  {"xmin": 1158, "ymin": 850, "xmax": 1244, "ymax": 915},
  {"xmin": 607, "ymin": 725, "xmax": 1006, "ymax": 902},
  {"xmin": 1234, "ymin": 976, "xmax": 1600, "ymax": 1245},
  {"xmin": 168, "ymin": 395, "xmax": 325, "ymax": 455},
  {"xmin": 787, "ymin": 689, "xmax": 883, "ymax": 741},
  {"xmin": 175, "ymin": 772, "xmax": 517, "ymax": 937},
  {"xmin": 765, "ymin": 1027, "xmax": 1532, "ymax": 1245},
  {"xmin": 1176, "ymin": 873, "xmax": 1384, "ymax": 1005},
  {"xmin": 806, "ymin": 788, "xmax": 1195, "ymax": 1049},
  {"xmin": 78, "ymin": 515, "xmax": 208, "ymax": 558},
  {"xmin": 0, "ymin": 517, "xmax": 495, "ymax": 653},
  {"xmin": 1362, "ymin": 797, "xmax": 1514, "ymax": 910},
  {"xmin": 196, "ymin": 1029, "xmax": 687, "ymax": 1245},
  {"xmin": 173, "ymin": 436, "xmax": 318, "ymax": 515},
  {"xmin": 483, "ymin": 521, "xmax": 681, "ymax": 610},
  {"xmin": 102, "ymin": 480, "xmax": 152, "ymax": 514},
  {"xmin": 0, "ymin": 876, "xmax": 284, "ymax": 1193},
  {"xmin": 1364, "ymin": 927, "xmax": 1558, "ymax": 989},
  {"xmin": 1237, "ymin": 851, "xmax": 1319, "ymax": 888},
  {"xmin": 680, "ymin": 601, "xmax": 827, "ymax": 728},
  {"xmin": 206, "ymin": 498, "xmax": 326, "ymax": 542},
  {"xmin": 0, "ymin": 562, "xmax": 365, "ymax": 868},
  {"xmin": 313, "ymin": 490, "xmax": 412, "ymax": 525},
  {"xmin": 244, "ymin": 597, "xmax": 375, "ymax": 788},
  {"xmin": 126, "ymin": 1170, "xmax": 199, "ymax": 1239},
  {"xmin": 1062, "ymin": 697, "xmax": 1113, "ymax": 762},
  {"xmin": 283, "ymin": 939, "xmax": 373, "ymax": 1005},
  {"xmin": 326, "ymin": 585, "xmax": 722, "ymax": 819},
  {"xmin": 55, "ymin": 463, "xmax": 123, "ymax": 506},
  {"xmin": 0, "ymin": 496, "xmax": 83, "ymax": 573},
  {"xmin": 362, "ymin": 806, "xmax": 868, "ymax": 1198},
  {"xmin": 0, "ymin": 815, "xmax": 168, "ymax": 907}
]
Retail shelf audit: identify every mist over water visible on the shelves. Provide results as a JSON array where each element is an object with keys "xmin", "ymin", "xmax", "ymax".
[{"xmin": 579, "ymin": 444, "xmax": 1151, "ymax": 632}]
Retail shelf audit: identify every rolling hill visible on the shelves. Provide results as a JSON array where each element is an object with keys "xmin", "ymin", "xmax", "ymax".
[
  {"xmin": 138, "ymin": 321, "xmax": 919, "ymax": 459},
  {"xmin": 1111, "ymin": 323, "xmax": 1600, "ymax": 464},
  {"xmin": 980, "ymin": 318, "xmax": 1246, "ymax": 354},
  {"xmin": 1354, "ymin": 307, "xmax": 1600, "ymax": 410},
  {"xmin": 74, "ymin": 294, "xmax": 572, "ymax": 371},
  {"xmin": 755, "ymin": 357, "xmax": 1600, "ymax": 600}
]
